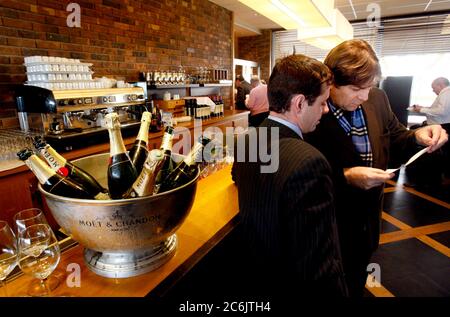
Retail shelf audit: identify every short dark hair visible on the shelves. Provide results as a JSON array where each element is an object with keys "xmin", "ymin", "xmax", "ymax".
[
  {"xmin": 236, "ymin": 74, "xmax": 245, "ymax": 81},
  {"xmin": 324, "ymin": 39, "xmax": 381, "ymax": 87},
  {"xmin": 268, "ymin": 54, "xmax": 332, "ymax": 113}
]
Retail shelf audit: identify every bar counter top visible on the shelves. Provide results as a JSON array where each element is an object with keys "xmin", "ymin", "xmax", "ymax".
[
  {"xmin": 6, "ymin": 165, "xmax": 239, "ymax": 297},
  {"xmin": 0, "ymin": 110, "xmax": 248, "ymax": 178},
  {"xmin": 0, "ymin": 110, "xmax": 247, "ymax": 227}
]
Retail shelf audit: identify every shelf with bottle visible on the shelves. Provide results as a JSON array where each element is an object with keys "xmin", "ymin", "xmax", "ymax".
[
  {"xmin": 147, "ymin": 84, "xmax": 200, "ymax": 89},
  {"xmin": 147, "ymin": 83, "xmax": 231, "ymax": 89},
  {"xmin": 201, "ymin": 82, "xmax": 232, "ymax": 87},
  {"xmin": 142, "ymin": 67, "xmax": 231, "ymax": 89}
]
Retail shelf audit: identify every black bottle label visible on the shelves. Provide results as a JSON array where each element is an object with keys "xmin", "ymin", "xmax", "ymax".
[
  {"xmin": 129, "ymin": 140, "xmax": 149, "ymax": 175},
  {"xmin": 44, "ymin": 175, "xmax": 92, "ymax": 199},
  {"xmin": 108, "ymin": 153, "xmax": 138, "ymax": 199}
]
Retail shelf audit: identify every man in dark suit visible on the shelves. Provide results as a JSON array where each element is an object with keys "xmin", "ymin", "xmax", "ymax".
[
  {"xmin": 235, "ymin": 74, "xmax": 251, "ymax": 110},
  {"xmin": 305, "ymin": 39, "xmax": 448, "ymax": 296},
  {"xmin": 232, "ymin": 54, "xmax": 348, "ymax": 297}
]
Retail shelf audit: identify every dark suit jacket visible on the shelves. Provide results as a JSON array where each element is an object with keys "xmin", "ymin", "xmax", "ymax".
[
  {"xmin": 305, "ymin": 88, "xmax": 417, "ymax": 266},
  {"xmin": 235, "ymin": 81, "xmax": 251, "ymax": 110},
  {"xmin": 232, "ymin": 118, "xmax": 348, "ymax": 297}
]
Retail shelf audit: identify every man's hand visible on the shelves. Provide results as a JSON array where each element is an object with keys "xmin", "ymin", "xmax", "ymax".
[
  {"xmin": 414, "ymin": 125, "xmax": 448, "ymax": 153},
  {"xmin": 344, "ymin": 167, "xmax": 394, "ymax": 190},
  {"xmin": 412, "ymin": 105, "xmax": 422, "ymax": 112}
]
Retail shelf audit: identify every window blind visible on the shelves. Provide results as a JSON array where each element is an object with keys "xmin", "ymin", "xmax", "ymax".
[{"xmin": 273, "ymin": 13, "xmax": 450, "ymax": 62}]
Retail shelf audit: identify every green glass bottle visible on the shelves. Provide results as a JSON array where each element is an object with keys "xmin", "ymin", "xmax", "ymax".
[
  {"xmin": 105, "ymin": 113, "xmax": 138, "ymax": 199},
  {"xmin": 17, "ymin": 148, "xmax": 93, "ymax": 199},
  {"xmin": 128, "ymin": 111, "xmax": 151, "ymax": 175},
  {"xmin": 153, "ymin": 125, "xmax": 174, "ymax": 193},
  {"xmin": 157, "ymin": 136, "xmax": 211, "ymax": 193},
  {"xmin": 32, "ymin": 136, "xmax": 109, "ymax": 200},
  {"xmin": 122, "ymin": 149, "xmax": 164, "ymax": 198}
]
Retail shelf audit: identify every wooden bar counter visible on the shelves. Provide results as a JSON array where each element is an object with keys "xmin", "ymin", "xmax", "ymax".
[
  {"xmin": 5, "ymin": 165, "xmax": 239, "ymax": 297},
  {"xmin": 0, "ymin": 110, "xmax": 248, "ymax": 226}
]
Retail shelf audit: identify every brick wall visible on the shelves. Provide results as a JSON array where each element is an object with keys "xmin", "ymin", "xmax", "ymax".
[
  {"xmin": 236, "ymin": 30, "xmax": 271, "ymax": 82},
  {"xmin": 0, "ymin": 0, "xmax": 233, "ymax": 127}
]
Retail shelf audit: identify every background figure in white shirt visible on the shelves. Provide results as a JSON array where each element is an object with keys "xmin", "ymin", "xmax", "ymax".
[
  {"xmin": 412, "ymin": 77, "xmax": 450, "ymax": 125},
  {"xmin": 245, "ymin": 75, "xmax": 269, "ymax": 127},
  {"xmin": 410, "ymin": 77, "xmax": 450, "ymax": 184}
]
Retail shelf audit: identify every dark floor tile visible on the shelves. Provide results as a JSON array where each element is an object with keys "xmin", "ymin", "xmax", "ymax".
[
  {"xmin": 383, "ymin": 191, "xmax": 450, "ymax": 227},
  {"xmin": 388, "ymin": 161, "xmax": 447, "ymax": 194},
  {"xmin": 398, "ymin": 160, "xmax": 450, "ymax": 203},
  {"xmin": 379, "ymin": 271, "xmax": 449, "ymax": 297},
  {"xmin": 428, "ymin": 230, "xmax": 450, "ymax": 248},
  {"xmin": 370, "ymin": 238, "xmax": 450, "ymax": 297},
  {"xmin": 410, "ymin": 184, "xmax": 450, "ymax": 204},
  {"xmin": 381, "ymin": 219, "xmax": 400, "ymax": 233}
]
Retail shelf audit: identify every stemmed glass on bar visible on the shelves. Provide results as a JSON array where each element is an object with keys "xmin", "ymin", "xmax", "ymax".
[
  {"xmin": 0, "ymin": 221, "xmax": 18, "ymax": 297},
  {"xmin": 14, "ymin": 208, "xmax": 61, "ymax": 296}
]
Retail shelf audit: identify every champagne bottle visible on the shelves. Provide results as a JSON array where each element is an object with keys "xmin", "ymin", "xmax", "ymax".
[
  {"xmin": 128, "ymin": 111, "xmax": 151, "ymax": 175},
  {"xmin": 157, "ymin": 136, "xmax": 211, "ymax": 193},
  {"xmin": 105, "ymin": 113, "xmax": 138, "ymax": 199},
  {"xmin": 17, "ymin": 148, "xmax": 93, "ymax": 199},
  {"xmin": 122, "ymin": 149, "xmax": 164, "ymax": 198},
  {"xmin": 32, "ymin": 136, "xmax": 109, "ymax": 200},
  {"xmin": 153, "ymin": 125, "xmax": 174, "ymax": 193}
]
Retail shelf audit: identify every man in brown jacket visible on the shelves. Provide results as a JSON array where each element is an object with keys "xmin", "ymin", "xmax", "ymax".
[{"xmin": 306, "ymin": 39, "xmax": 448, "ymax": 296}]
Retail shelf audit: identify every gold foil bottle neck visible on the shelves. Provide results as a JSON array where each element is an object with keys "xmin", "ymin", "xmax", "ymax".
[
  {"xmin": 141, "ymin": 111, "xmax": 151, "ymax": 123},
  {"xmin": 105, "ymin": 112, "xmax": 121, "ymax": 130}
]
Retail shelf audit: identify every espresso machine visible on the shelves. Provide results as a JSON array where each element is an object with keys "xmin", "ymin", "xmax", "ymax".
[{"xmin": 15, "ymin": 85, "xmax": 146, "ymax": 151}]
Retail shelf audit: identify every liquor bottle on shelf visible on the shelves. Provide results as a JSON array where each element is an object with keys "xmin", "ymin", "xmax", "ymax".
[
  {"xmin": 128, "ymin": 111, "xmax": 151, "ymax": 175},
  {"xmin": 150, "ymin": 100, "xmax": 159, "ymax": 132},
  {"xmin": 17, "ymin": 148, "xmax": 94, "ymax": 199},
  {"xmin": 32, "ymin": 136, "xmax": 109, "ymax": 200},
  {"xmin": 157, "ymin": 108, "xmax": 164, "ymax": 131},
  {"xmin": 105, "ymin": 112, "xmax": 138, "ymax": 199},
  {"xmin": 211, "ymin": 95, "xmax": 218, "ymax": 118},
  {"xmin": 122, "ymin": 149, "xmax": 163, "ymax": 198},
  {"xmin": 218, "ymin": 95, "xmax": 224, "ymax": 116},
  {"xmin": 156, "ymin": 135, "xmax": 211, "ymax": 193},
  {"xmin": 185, "ymin": 98, "xmax": 194, "ymax": 117},
  {"xmin": 153, "ymin": 125, "xmax": 175, "ymax": 193}
]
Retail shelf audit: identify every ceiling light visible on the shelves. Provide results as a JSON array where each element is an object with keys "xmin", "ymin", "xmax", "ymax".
[
  {"xmin": 297, "ymin": 9, "xmax": 353, "ymax": 49},
  {"xmin": 238, "ymin": 0, "xmax": 335, "ymax": 30}
]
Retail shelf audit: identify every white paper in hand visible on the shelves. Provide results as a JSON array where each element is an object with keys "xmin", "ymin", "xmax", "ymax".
[{"xmin": 385, "ymin": 146, "xmax": 430, "ymax": 174}]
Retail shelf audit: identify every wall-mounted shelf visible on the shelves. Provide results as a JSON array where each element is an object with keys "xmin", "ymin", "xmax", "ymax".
[
  {"xmin": 147, "ymin": 84, "xmax": 200, "ymax": 89},
  {"xmin": 146, "ymin": 82, "xmax": 232, "ymax": 101},
  {"xmin": 147, "ymin": 83, "xmax": 231, "ymax": 89}
]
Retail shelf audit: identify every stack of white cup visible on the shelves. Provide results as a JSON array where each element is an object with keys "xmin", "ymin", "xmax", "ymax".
[{"xmin": 23, "ymin": 56, "xmax": 104, "ymax": 90}]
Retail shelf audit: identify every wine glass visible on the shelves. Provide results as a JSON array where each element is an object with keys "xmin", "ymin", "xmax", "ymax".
[
  {"xmin": 17, "ymin": 224, "xmax": 60, "ymax": 297},
  {"xmin": 14, "ymin": 208, "xmax": 61, "ymax": 294},
  {"xmin": 13, "ymin": 208, "xmax": 48, "ymax": 236},
  {"xmin": 0, "ymin": 221, "xmax": 18, "ymax": 297}
]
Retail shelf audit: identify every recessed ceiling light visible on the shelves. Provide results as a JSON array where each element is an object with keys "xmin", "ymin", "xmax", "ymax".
[{"xmin": 239, "ymin": 0, "xmax": 335, "ymax": 30}]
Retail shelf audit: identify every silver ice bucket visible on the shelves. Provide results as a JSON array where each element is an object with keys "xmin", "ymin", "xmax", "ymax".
[{"xmin": 38, "ymin": 152, "xmax": 199, "ymax": 278}]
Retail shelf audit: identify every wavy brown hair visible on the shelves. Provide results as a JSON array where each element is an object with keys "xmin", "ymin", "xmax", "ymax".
[
  {"xmin": 324, "ymin": 39, "xmax": 381, "ymax": 88},
  {"xmin": 268, "ymin": 54, "xmax": 332, "ymax": 113}
]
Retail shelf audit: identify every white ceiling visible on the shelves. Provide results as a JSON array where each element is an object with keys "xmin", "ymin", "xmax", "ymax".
[{"xmin": 209, "ymin": 0, "xmax": 450, "ymax": 37}]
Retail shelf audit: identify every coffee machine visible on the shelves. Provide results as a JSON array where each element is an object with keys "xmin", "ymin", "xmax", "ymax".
[{"xmin": 15, "ymin": 85, "xmax": 146, "ymax": 151}]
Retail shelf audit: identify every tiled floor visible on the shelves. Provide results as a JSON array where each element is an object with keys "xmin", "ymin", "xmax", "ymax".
[
  {"xmin": 159, "ymin": 167, "xmax": 450, "ymax": 301},
  {"xmin": 366, "ymin": 168, "xmax": 450, "ymax": 297}
]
